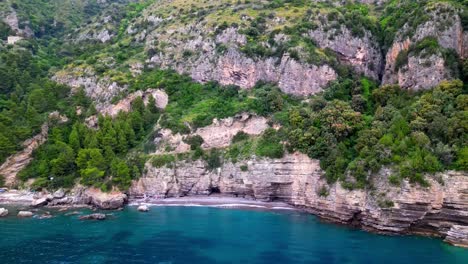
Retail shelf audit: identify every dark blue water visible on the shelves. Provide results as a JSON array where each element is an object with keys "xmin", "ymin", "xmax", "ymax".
[{"xmin": 0, "ymin": 206, "xmax": 467, "ymax": 264}]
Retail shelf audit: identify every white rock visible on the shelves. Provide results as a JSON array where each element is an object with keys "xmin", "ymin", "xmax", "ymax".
[
  {"xmin": 137, "ymin": 205, "xmax": 150, "ymax": 212},
  {"xmin": 0, "ymin": 208, "xmax": 8, "ymax": 217},
  {"xmin": 17, "ymin": 211, "xmax": 33, "ymax": 217}
]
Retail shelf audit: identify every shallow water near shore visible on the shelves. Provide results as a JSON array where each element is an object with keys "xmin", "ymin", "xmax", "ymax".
[{"xmin": 0, "ymin": 205, "xmax": 467, "ymax": 264}]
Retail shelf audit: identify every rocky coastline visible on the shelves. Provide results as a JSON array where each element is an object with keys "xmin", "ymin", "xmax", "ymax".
[{"xmin": 1, "ymin": 153, "xmax": 467, "ymax": 248}]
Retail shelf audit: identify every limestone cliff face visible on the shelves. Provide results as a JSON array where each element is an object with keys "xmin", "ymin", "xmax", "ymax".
[
  {"xmin": 53, "ymin": 66, "xmax": 126, "ymax": 110},
  {"xmin": 382, "ymin": 4, "xmax": 467, "ymax": 90},
  {"xmin": 149, "ymin": 45, "xmax": 337, "ymax": 96},
  {"xmin": 130, "ymin": 153, "xmax": 468, "ymax": 247},
  {"xmin": 308, "ymin": 24, "xmax": 383, "ymax": 80}
]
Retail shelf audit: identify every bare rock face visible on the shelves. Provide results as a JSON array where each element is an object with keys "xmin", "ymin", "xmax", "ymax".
[
  {"xmin": 151, "ymin": 47, "xmax": 337, "ymax": 96},
  {"xmin": 308, "ymin": 25, "xmax": 383, "ymax": 80},
  {"xmin": 130, "ymin": 153, "xmax": 468, "ymax": 247},
  {"xmin": 0, "ymin": 123, "xmax": 49, "ymax": 187},
  {"xmin": 196, "ymin": 113, "xmax": 268, "ymax": 149},
  {"xmin": 53, "ymin": 66, "xmax": 127, "ymax": 110},
  {"xmin": 73, "ymin": 187, "xmax": 127, "ymax": 210},
  {"xmin": 153, "ymin": 129, "xmax": 191, "ymax": 155},
  {"xmin": 100, "ymin": 89, "xmax": 168, "ymax": 117},
  {"xmin": 137, "ymin": 205, "xmax": 149, "ymax": 212},
  {"xmin": 394, "ymin": 54, "xmax": 449, "ymax": 90},
  {"xmin": 76, "ymin": 29, "xmax": 113, "ymax": 43},
  {"xmin": 31, "ymin": 197, "xmax": 48, "ymax": 207},
  {"xmin": 382, "ymin": 4, "xmax": 467, "ymax": 89}
]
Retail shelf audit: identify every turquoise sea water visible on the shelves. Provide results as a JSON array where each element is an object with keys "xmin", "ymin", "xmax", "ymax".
[{"xmin": 0, "ymin": 206, "xmax": 467, "ymax": 264}]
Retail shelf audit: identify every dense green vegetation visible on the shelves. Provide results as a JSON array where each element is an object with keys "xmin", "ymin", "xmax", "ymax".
[
  {"xmin": 19, "ymin": 96, "xmax": 158, "ymax": 191},
  {"xmin": 0, "ymin": 0, "xmax": 466, "ymax": 192},
  {"xmin": 143, "ymin": 72, "xmax": 466, "ymax": 189},
  {"xmin": 0, "ymin": 43, "xmax": 72, "ymax": 164}
]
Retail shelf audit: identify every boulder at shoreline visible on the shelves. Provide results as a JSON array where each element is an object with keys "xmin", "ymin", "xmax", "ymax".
[
  {"xmin": 137, "ymin": 205, "xmax": 149, "ymax": 212},
  {"xmin": 17, "ymin": 211, "xmax": 33, "ymax": 217},
  {"xmin": 0, "ymin": 208, "xmax": 8, "ymax": 217}
]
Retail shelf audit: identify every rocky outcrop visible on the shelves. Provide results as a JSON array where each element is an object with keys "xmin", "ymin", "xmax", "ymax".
[
  {"xmin": 79, "ymin": 213, "xmax": 106, "ymax": 220},
  {"xmin": 31, "ymin": 197, "xmax": 49, "ymax": 207},
  {"xmin": 0, "ymin": 208, "xmax": 8, "ymax": 217},
  {"xmin": 0, "ymin": 123, "xmax": 49, "ymax": 187},
  {"xmin": 196, "ymin": 113, "xmax": 268, "ymax": 149},
  {"xmin": 130, "ymin": 153, "xmax": 468, "ymax": 247},
  {"xmin": 383, "ymin": 4, "xmax": 467, "ymax": 89},
  {"xmin": 445, "ymin": 225, "xmax": 468, "ymax": 248},
  {"xmin": 153, "ymin": 113, "xmax": 268, "ymax": 154},
  {"xmin": 100, "ymin": 89, "xmax": 168, "ymax": 117},
  {"xmin": 151, "ymin": 47, "xmax": 337, "ymax": 96},
  {"xmin": 76, "ymin": 29, "xmax": 113, "ymax": 43},
  {"xmin": 393, "ymin": 54, "xmax": 449, "ymax": 90},
  {"xmin": 37, "ymin": 186, "xmax": 127, "ymax": 210},
  {"xmin": 53, "ymin": 66, "xmax": 127, "ymax": 110},
  {"xmin": 74, "ymin": 187, "xmax": 127, "ymax": 210},
  {"xmin": 2, "ymin": 9, "xmax": 34, "ymax": 37},
  {"xmin": 4, "ymin": 186, "xmax": 128, "ymax": 210},
  {"xmin": 308, "ymin": 25, "xmax": 382, "ymax": 80},
  {"xmin": 17, "ymin": 211, "xmax": 33, "ymax": 218}
]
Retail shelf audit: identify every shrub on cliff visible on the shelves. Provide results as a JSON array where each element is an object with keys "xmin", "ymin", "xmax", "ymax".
[
  {"xmin": 183, "ymin": 135, "xmax": 204, "ymax": 150},
  {"xmin": 256, "ymin": 129, "xmax": 284, "ymax": 159},
  {"xmin": 151, "ymin": 155, "xmax": 176, "ymax": 168}
]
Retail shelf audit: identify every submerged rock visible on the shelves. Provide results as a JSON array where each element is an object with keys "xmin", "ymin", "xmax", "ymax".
[
  {"xmin": 79, "ymin": 213, "xmax": 106, "ymax": 220},
  {"xmin": 137, "ymin": 205, "xmax": 149, "ymax": 212},
  {"xmin": 17, "ymin": 211, "xmax": 33, "ymax": 218},
  {"xmin": 39, "ymin": 211, "xmax": 53, "ymax": 219},
  {"xmin": 65, "ymin": 211, "xmax": 80, "ymax": 216},
  {"xmin": 0, "ymin": 208, "xmax": 8, "ymax": 217}
]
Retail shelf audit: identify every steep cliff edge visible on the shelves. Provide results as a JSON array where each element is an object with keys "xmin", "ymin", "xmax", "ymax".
[
  {"xmin": 382, "ymin": 3, "xmax": 467, "ymax": 90},
  {"xmin": 130, "ymin": 153, "xmax": 468, "ymax": 247}
]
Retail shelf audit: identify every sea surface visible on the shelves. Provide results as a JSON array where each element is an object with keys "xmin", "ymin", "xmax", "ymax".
[{"xmin": 0, "ymin": 205, "xmax": 467, "ymax": 264}]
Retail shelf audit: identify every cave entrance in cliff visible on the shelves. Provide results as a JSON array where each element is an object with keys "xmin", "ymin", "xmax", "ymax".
[{"xmin": 209, "ymin": 186, "xmax": 221, "ymax": 195}]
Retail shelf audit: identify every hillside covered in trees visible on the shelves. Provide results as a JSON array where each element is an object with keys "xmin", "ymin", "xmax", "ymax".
[{"xmin": 0, "ymin": 0, "xmax": 466, "ymax": 192}]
